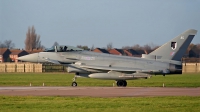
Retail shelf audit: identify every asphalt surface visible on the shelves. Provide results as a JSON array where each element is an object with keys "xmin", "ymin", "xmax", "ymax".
[{"xmin": 0, "ymin": 87, "xmax": 200, "ymax": 97}]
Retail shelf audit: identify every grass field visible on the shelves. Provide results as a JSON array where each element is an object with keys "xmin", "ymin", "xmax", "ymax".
[
  {"xmin": 0, "ymin": 73, "xmax": 200, "ymax": 112},
  {"xmin": 0, "ymin": 96, "xmax": 200, "ymax": 112},
  {"xmin": 0, "ymin": 73, "xmax": 200, "ymax": 87}
]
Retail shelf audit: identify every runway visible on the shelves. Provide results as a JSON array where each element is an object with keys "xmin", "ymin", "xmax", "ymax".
[{"xmin": 0, "ymin": 87, "xmax": 200, "ymax": 97}]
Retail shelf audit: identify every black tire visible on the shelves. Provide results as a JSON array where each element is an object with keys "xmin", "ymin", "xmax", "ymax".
[
  {"xmin": 123, "ymin": 80, "xmax": 127, "ymax": 87},
  {"xmin": 117, "ymin": 80, "xmax": 122, "ymax": 86},
  {"xmin": 71, "ymin": 82, "xmax": 77, "ymax": 87},
  {"xmin": 117, "ymin": 80, "xmax": 127, "ymax": 87}
]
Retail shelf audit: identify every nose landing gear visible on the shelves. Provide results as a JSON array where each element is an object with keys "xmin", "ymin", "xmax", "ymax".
[{"xmin": 71, "ymin": 76, "xmax": 77, "ymax": 87}]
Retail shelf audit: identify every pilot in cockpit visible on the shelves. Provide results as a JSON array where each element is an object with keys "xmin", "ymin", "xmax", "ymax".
[
  {"xmin": 64, "ymin": 46, "xmax": 67, "ymax": 51},
  {"xmin": 60, "ymin": 46, "xmax": 63, "ymax": 52}
]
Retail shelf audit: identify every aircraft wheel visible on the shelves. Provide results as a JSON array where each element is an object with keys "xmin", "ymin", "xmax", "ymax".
[
  {"xmin": 117, "ymin": 80, "xmax": 127, "ymax": 87},
  {"xmin": 71, "ymin": 82, "xmax": 77, "ymax": 87},
  {"xmin": 123, "ymin": 80, "xmax": 127, "ymax": 87}
]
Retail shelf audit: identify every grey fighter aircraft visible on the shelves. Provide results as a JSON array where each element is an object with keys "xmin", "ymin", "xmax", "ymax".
[{"xmin": 18, "ymin": 29, "xmax": 197, "ymax": 87}]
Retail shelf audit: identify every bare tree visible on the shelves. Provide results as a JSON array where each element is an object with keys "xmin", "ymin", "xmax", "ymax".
[
  {"xmin": 77, "ymin": 45, "xmax": 90, "ymax": 50},
  {"xmin": 122, "ymin": 43, "xmax": 159, "ymax": 51},
  {"xmin": 0, "ymin": 40, "xmax": 15, "ymax": 49},
  {"xmin": 143, "ymin": 44, "xmax": 151, "ymax": 51},
  {"xmin": 122, "ymin": 46, "xmax": 132, "ymax": 50},
  {"xmin": 107, "ymin": 42, "xmax": 113, "ymax": 50},
  {"xmin": 188, "ymin": 43, "xmax": 195, "ymax": 51},
  {"xmin": 25, "ymin": 26, "xmax": 44, "ymax": 50},
  {"xmin": 4, "ymin": 40, "xmax": 15, "ymax": 49},
  {"xmin": 35, "ymin": 35, "xmax": 41, "ymax": 48},
  {"xmin": 52, "ymin": 41, "xmax": 59, "ymax": 47},
  {"xmin": 0, "ymin": 41, "xmax": 5, "ymax": 48},
  {"xmin": 149, "ymin": 43, "xmax": 159, "ymax": 50},
  {"xmin": 132, "ymin": 44, "xmax": 142, "ymax": 50},
  {"xmin": 186, "ymin": 43, "xmax": 195, "ymax": 54},
  {"xmin": 196, "ymin": 44, "xmax": 200, "ymax": 49},
  {"xmin": 90, "ymin": 44, "xmax": 95, "ymax": 51}
]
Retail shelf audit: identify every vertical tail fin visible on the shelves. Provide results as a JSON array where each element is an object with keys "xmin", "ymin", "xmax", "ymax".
[{"xmin": 149, "ymin": 29, "xmax": 197, "ymax": 61}]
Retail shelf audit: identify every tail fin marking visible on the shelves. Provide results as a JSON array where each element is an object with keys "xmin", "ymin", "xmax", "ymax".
[{"xmin": 149, "ymin": 29, "xmax": 197, "ymax": 61}]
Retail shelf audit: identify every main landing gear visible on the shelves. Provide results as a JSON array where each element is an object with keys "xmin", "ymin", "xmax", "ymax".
[
  {"xmin": 71, "ymin": 76, "xmax": 77, "ymax": 87},
  {"xmin": 116, "ymin": 80, "xmax": 127, "ymax": 87}
]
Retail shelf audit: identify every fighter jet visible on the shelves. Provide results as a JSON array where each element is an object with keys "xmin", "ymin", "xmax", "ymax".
[{"xmin": 18, "ymin": 29, "xmax": 197, "ymax": 87}]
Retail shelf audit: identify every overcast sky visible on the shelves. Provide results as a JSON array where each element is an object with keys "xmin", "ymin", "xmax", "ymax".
[{"xmin": 1, "ymin": 0, "xmax": 200, "ymax": 49}]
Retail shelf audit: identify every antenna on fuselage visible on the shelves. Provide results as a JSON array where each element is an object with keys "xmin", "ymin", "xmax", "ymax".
[{"xmin": 55, "ymin": 46, "xmax": 57, "ymax": 52}]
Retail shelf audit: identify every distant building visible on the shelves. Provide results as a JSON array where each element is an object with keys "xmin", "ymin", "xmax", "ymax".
[
  {"xmin": 9, "ymin": 49, "xmax": 28, "ymax": 62},
  {"xmin": 109, "ymin": 48, "xmax": 128, "ymax": 56},
  {"xmin": 93, "ymin": 48, "xmax": 109, "ymax": 54},
  {"xmin": 109, "ymin": 49, "xmax": 121, "ymax": 55},
  {"xmin": 0, "ymin": 48, "xmax": 11, "ymax": 62},
  {"xmin": 126, "ymin": 49, "xmax": 140, "ymax": 56},
  {"xmin": 123, "ymin": 49, "xmax": 133, "ymax": 56},
  {"xmin": 134, "ymin": 50, "xmax": 145, "ymax": 55}
]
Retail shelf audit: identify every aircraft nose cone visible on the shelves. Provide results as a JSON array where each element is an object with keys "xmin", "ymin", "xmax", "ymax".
[{"xmin": 18, "ymin": 53, "xmax": 39, "ymax": 62}]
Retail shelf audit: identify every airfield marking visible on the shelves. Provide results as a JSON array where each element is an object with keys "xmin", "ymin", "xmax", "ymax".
[{"xmin": 0, "ymin": 87, "xmax": 199, "ymax": 97}]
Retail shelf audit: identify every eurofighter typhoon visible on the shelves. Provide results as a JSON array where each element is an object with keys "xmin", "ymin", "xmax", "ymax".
[{"xmin": 18, "ymin": 29, "xmax": 197, "ymax": 87}]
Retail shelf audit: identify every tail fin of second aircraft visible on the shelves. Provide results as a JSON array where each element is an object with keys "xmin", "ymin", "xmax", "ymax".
[{"xmin": 148, "ymin": 29, "xmax": 197, "ymax": 61}]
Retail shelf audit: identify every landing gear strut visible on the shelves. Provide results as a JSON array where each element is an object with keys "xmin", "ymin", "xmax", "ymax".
[
  {"xmin": 116, "ymin": 80, "xmax": 127, "ymax": 87},
  {"xmin": 71, "ymin": 75, "xmax": 77, "ymax": 87}
]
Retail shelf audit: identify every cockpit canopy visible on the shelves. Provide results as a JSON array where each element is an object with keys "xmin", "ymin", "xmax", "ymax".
[{"xmin": 44, "ymin": 45, "xmax": 83, "ymax": 52}]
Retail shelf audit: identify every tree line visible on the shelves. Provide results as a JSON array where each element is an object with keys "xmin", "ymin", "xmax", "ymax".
[{"xmin": 0, "ymin": 40, "xmax": 15, "ymax": 49}]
